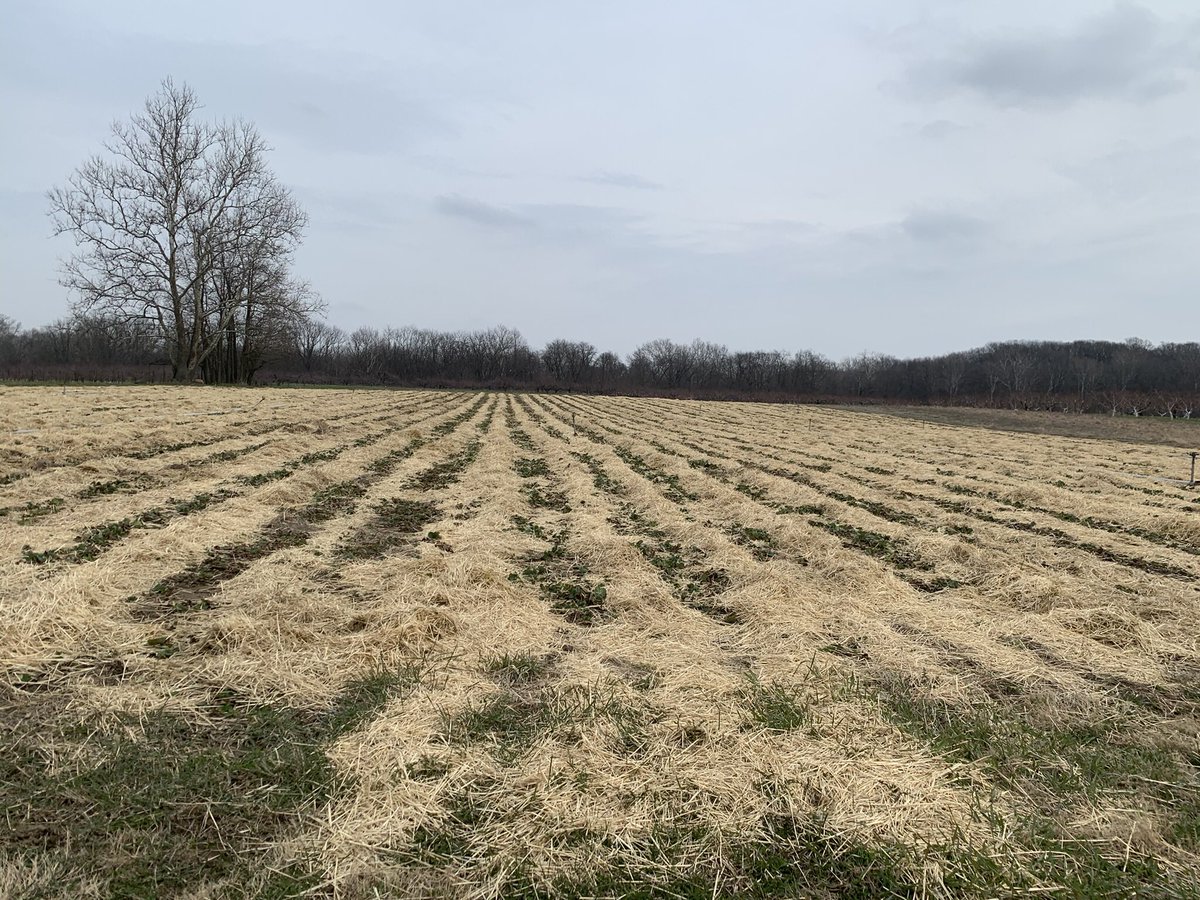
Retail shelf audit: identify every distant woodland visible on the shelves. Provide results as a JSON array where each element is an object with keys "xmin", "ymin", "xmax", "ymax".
[{"xmin": 2, "ymin": 314, "xmax": 1198, "ymax": 417}]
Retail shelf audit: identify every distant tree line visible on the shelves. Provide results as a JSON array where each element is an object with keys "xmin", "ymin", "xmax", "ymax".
[{"xmin": 2, "ymin": 312, "xmax": 1198, "ymax": 417}]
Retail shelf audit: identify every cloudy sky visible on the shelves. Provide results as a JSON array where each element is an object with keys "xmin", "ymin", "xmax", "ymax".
[{"xmin": 2, "ymin": 1, "xmax": 1198, "ymax": 360}]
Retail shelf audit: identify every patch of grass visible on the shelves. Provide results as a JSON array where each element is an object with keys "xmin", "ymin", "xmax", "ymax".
[
  {"xmin": 206, "ymin": 440, "xmax": 271, "ymax": 464},
  {"xmin": 3, "ymin": 703, "xmax": 328, "ymax": 896},
  {"xmin": 742, "ymin": 677, "xmax": 813, "ymax": 731},
  {"xmin": 511, "ymin": 514, "xmax": 551, "ymax": 540},
  {"xmin": 440, "ymin": 683, "xmax": 646, "ymax": 761},
  {"xmin": 300, "ymin": 478, "xmax": 369, "ymax": 524},
  {"xmin": 16, "ymin": 497, "xmax": 65, "ymax": 523},
  {"xmin": 865, "ymin": 672, "xmax": 1196, "ymax": 892},
  {"xmin": 298, "ymin": 446, "xmax": 343, "ymax": 465},
  {"xmin": 337, "ymin": 499, "xmax": 440, "ymax": 560},
  {"xmin": 408, "ymin": 798, "xmax": 1013, "ymax": 900},
  {"xmin": 432, "ymin": 396, "xmax": 489, "ymax": 437},
  {"xmin": 614, "ymin": 446, "xmax": 698, "ymax": 504},
  {"xmin": 78, "ymin": 476, "xmax": 153, "ymax": 499},
  {"xmin": 514, "ymin": 457, "xmax": 551, "ymax": 478},
  {"xmin": 634, "ymin": 534, "xmax": 735, "ymax": 621},
  {"xmin": 323, "ymin": 664, "xmax": 425, "ymax": 737},
  {"xmin": 235, "ymin": 466, "xmax": 293, "ymax": 487},
  {"xmin": 735, "ymin": 481, "xmax": 767, "ymax": 500},
  {"xmin": 407, "ymin": 441, "xmax": 480, "ymax": 490},
  {"xmin": 522, "ymin": 483, "xmax": 571, "ymax": 512},
  {"xmin": 141, "ymin": 515, "xmax": 313, "ymax": 615},
  {"xmin": 1, "ymin": 666, "xmax": 422, "ymax": 897},
  {"xmin": 572, "ymin": 451, "xmax": 625, "ymax": 495},
  {"xmin": 826, "ymin": 489, "xmax": 921, "ymax": 525},
  {"xmin": 810, "ymin": 519, "xmax": 932, "ymax": 571},
  {"xmin": 726, "ymin": 523, "xmax": 779, "ymax": 560},
  {"xmin": 875, "ymin": 670, "xmax": 1198, "ymax": 811},
  {"xmin": 366, "ymin": 436, "xmax": 426, "ymax": 476},
  {"xmin": 510, "ymin": 530, "xmax": 611, "ymax": 626},
  {"xmin": 484, "ymin": 650, "xmax": 555, "ymax": 686}
]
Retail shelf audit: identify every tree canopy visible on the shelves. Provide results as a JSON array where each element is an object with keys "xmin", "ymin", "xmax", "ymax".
[{"xmin": 48, "ymin": 78, "xmax": 319, "ymax": 382}]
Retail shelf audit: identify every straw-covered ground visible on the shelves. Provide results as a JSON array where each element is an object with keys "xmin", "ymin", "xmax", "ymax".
[{"xmin": 2, "ymin": 385, "xmax": 1198, "ymax": 899}]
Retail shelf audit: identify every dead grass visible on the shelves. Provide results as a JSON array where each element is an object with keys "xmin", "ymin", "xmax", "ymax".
[
  {"xmin": 1, "ymin": 387, "xmax": 1198, "ymax": 897},
  {"xmin": 848, "ymin": 404, "xmax": 1200, "ymax": 449}
]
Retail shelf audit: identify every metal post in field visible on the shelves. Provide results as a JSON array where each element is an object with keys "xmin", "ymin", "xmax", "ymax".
[{"xmin": 1191, "ymin": 451, "xmax": 1198, "ymax": 486}]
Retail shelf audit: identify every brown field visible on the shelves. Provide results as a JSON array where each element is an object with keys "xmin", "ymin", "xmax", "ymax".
[
  {"xmin": 849, "ymin": 404, "xmax": 1200, "ymax": 450},
  {"xmin": 2, "ymin": 386, "xmax": 1199, "ymax": 898}
]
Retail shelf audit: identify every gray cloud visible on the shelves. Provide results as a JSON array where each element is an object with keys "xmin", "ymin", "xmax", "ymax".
[
  {"xmin": 900, "ymin": 210, "xmax": 989, "ymax": 243},
  {"xmin": 434, "ymin": 195, "xmax": 534, "ymax": 230},
  {"xmin": 908, "ymin": 4, "xmax": 1200, "ymax": 107},
  {"xmin": 917, "ymin": 119, "xmax": 966, "ymax": 140},
  {"xmin": 520, "ymin": 204, "xmax": 645, "ymax": 241},
  {"xmin": 299, "ymin": 187, "xmax": 414, "ymax": 234},
  {"xmin": 435, "ymin": 195, "xmax": 644, "ymax": 244},
  {"xmin": 577, "ymin": 171, "xmax": 664, "ymax": 190},
  {"xmin": 1054, "ymin": 137, "xmax": 1200, "ymax": 204},
  {"xmin": 737, "ymin": 219, "xmax": 818, "ymax": 239}
]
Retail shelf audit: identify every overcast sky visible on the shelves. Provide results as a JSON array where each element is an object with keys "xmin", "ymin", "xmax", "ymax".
[{"xmin": 2, "ymin": 1, "xmax": 1198, "ymax": 360}]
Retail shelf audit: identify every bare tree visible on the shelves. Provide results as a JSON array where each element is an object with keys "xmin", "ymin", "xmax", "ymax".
[
  {"xmin": 630, "ymin": 339, "xmax": 693, "ymax": 388},
  {"xmin": 595, "ymin": 351, "xmax": 625, "ymax": 387},
  {"xmin": 466, "ymin": 326, "xmax": 529, "ymax": 381},
  {"xmin": 542, "ymin": 339, "xmax": 596, "ymax": 383},
  {"xmin": 294, "ymin": 318, "xmax": 345, "ymax": 373},
  {"xmin": 48, "ymin": 78, "xmax": 310, "ymax": 382},
  {"xmin": 348, "ymin": 327, "xmax": 387, "ymax": 380},
  {"xmin": 0, "ymin": 315, "xmax": 19, "ymax": 364}
]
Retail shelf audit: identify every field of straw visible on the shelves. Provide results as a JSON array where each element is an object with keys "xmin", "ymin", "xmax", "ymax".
[{"xmin": 2, "ymin": 385, "xmax": 1199, "ymax": 898}]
